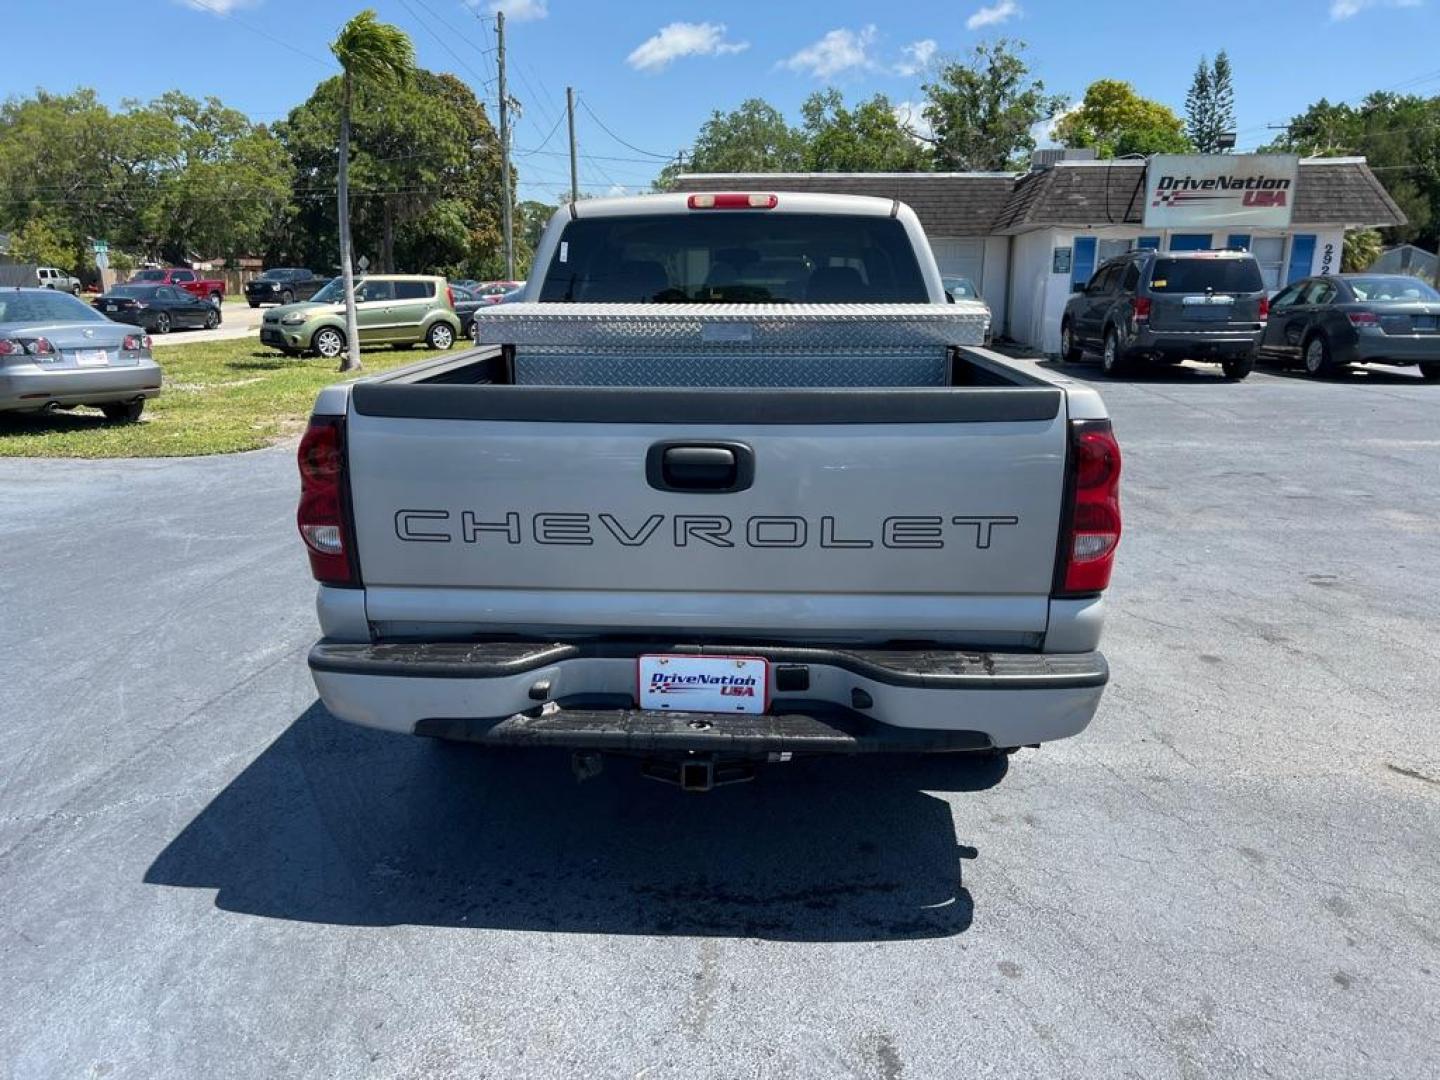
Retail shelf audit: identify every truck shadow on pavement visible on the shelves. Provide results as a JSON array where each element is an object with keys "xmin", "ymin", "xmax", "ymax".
[{"xmin": 145, "ymin": 702, "xmax": 1001, "ymax": 942}]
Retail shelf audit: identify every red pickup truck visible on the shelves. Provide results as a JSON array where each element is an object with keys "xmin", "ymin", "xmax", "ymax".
[{"xmin": 128, "ymin": 268, "xmax": 226, "ymax": 304}]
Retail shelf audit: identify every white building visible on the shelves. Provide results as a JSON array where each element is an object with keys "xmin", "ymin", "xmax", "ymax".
[{"xmin": 675, "ymin": 154, "xmax": 1405, "ymax": 355}]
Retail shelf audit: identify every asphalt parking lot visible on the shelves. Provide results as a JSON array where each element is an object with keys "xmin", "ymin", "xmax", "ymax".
[{"xmin": 2, "ymin": 358, "xmax": 1437, "ymax": 1079}]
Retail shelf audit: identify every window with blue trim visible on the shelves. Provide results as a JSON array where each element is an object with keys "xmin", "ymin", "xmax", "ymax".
[
  {"xmin": 1226, "ymin": 233, "xmax": 1251, "ymax": 252},
  {"xmin": 1137, "ymin": 236, "xmax": 1160, "ymax": 250},
  {"xmin": 1071, "ymin": 236, "xmax": 1097, "ymax": 290}
]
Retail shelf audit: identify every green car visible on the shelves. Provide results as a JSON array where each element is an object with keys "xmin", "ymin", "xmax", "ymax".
[{"xmin": 259, "ymin": 275, "xmax": 462, "ymax": 358}]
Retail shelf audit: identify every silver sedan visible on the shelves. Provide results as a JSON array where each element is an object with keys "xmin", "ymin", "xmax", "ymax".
[{"xmin": 0, "ymin": 288, "xmax": 163, "ymax": 421}]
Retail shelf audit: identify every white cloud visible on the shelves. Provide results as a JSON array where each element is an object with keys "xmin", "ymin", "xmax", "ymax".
[
  {"xmin": 1032, "ymin": 101, "xmax": 1079, "ymax": 146},
  {"xmin": 966, "ymin": 0, "xmax": 1021, "ymax": 30},
  {"xmin": 176, "ymin": 0, "xmax": 261, "ymax": 14},
  {"xmin": 780, "ymin": 26, "xmax": 878, "ymax": 78},
  {"xmin": 894, "ymin": 39, "xmax": 938, "ymax": 77},
  {"xmin": 627, "ymin": 22, "xmax": 749, "ymax": 73},
  {"xmin": 484, "ymin": 0, "xmax": 548, "ymax": 21},
  {"xmin": 892, "ymin": 100, "xmax": 934, "ymax": 143},
  {"xmin": 1329, "ymin": 0, "xmax": 1420, "ymax": 19}
]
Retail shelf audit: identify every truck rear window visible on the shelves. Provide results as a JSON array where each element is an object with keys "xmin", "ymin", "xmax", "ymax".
[
  {"xmin": 1149, "ymin": 258, "xmax": 1264, "ymax": 294},
  {"xmin": 539, "ymin": 213, "xmax": 928, "ymax": 304}
]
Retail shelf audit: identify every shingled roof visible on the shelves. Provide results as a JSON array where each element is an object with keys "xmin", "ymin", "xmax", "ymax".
[
  {"xmin": 991, "ymin": 158, "xmax": 1406, "ymax": 232},
  {"xmin": 674, "ymin": 158, "xmax": 1405, "ymax": 235},
  {"xmin": 672, "ymin": 172, "xmax": 1019, "ymax": 236}
]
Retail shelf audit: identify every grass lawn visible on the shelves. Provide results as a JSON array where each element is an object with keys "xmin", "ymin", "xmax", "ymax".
[{"xmin": 0, "ymin": 338, "xmax": 451, "ymax": 458}]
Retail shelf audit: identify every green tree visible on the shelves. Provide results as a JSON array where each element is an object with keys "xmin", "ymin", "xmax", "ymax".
[
  {"xmin": 279, "ymin": 68, "xmax": 505, "ymax": 280},
  {"xmin": 0, "ymin": 89, "xmax": 172, "ymax": 271},
  {"xmin": 143, "ymin": 92, "xmax": 292, "ymax": 264},
  {"xmin": 329, "ymin": 8, "xmax": 414, "ymax": 371},
  {"xmin": 655, "ymin": 99, "xmax": 805, "ymax": 188},
  {"xmin": 921, "ymin": 40, "xmax": 1064, "ymax": 171},
  {"xmin": 1054, "ymin": 79, "xmax": 1192, "ymax": 158},
  {"xmin": 1342, "ymin": 228, "xmax": 1383, "ymax": 272},
  {"xmin": 1262, "ymin": 93, "xmax": 1440, "ymax": 247},
  {"xmin": 799, "ymin": 89, "xmax": 930, "ymax": 172},
  {"xmin": 1185, "ymin": 52, "xmax": 1236, "ymax": 152},
  {"xmin": 517, "ymin": 200, "xmax": 556, "ymax": 274},
  {"xmin": 10, "ymin": 216, "xmax": 73, "ymax": 268}
]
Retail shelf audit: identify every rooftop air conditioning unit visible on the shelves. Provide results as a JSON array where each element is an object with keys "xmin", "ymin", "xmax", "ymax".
[{"xmin": 1030, "ymin": 147, "xmax": 1098, "ymax": 170}]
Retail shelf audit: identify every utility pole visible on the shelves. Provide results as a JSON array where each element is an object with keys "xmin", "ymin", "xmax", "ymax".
[
  {"xmin": 566, "ymin": 86, "xmax": 578, "ymax": 205},
  {"xmin": 496, "ymin": 10, "xmax": 514, "ymax": 278}
]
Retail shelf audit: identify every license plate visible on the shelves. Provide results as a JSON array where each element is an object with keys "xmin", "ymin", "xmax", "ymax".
[
  {"xmin": 638, "ymin": 654, "xmax": 769, "ymax": 714},
  {"xmin": 105, "ymin": 303, "xmax": 117, "ymax": 312},
  {"xmin": 75, "ymin": 349, "xmax": 109, "ymax": 367}
]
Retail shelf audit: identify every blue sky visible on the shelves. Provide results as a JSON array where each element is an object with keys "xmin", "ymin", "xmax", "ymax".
[{"xmin": 4, "ymin": 0, "xmax": 1438, "ymax": 203}]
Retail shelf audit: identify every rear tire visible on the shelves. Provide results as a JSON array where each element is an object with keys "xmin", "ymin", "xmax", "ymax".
[
  {"xmin": 1101, "ymin": 328, "xmax": 1130, "ymax": 377},
  {"xmin": 248, "ymin": 301, "xmax": 260, "ymax": 309},
  {"xmin": 1060, "ymin": 320, "xmax": 1082, "ymax": 361},
  {"xmin": 312, "ymin": 326, "xmax": 346, "ymax": 360},
  {"xmin": 426, "ymin": 322, "xmax": 456, "ymax": 350},
  {"xmin": 1303, "ymin": 334, "xmax": 1334, "ymax": 378},
  {"xmin": 1419, "ymin": 362, "xmax": 1440, "ymax": 382},
  {"xmin": 101, "ymin": 400, "xmax": 145, "ymax": 423},
  {"xmin": 280, "ymin": 289, "xmax": 294, "ymax": 305},
  {"xmin": 1221, "ymin": 354, "xmax": 1254, "ymax": 381}
]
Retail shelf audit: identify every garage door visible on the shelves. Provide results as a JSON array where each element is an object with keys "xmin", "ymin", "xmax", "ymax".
[{"xmin": 929, "ymin": 238, "xmax": 985, "ymax": 289}]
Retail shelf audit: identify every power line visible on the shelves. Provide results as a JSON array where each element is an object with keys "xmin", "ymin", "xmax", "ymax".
[
  {"xmin": 183, "ymin": 0, "xmax": 336, "ymax": 70},
  {"xmin": 393, "ymin": 0, "xmax": 493, "ymax": 92},
  {"xmin": 514, "ymin": 111, "xmax": 566, "ymax": 156},
  {"xmin": 578, "ymin": 99, "xmax": 675, "ymax": 160}
]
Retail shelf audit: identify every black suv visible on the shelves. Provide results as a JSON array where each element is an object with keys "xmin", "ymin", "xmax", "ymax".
[
  {"xmin": 1060, "ymin": 250, "xmax": 1267, "ymax": 380},
  {"xmin": 244, "ymin": 267, "xmax": 327, "ymax": 308}
]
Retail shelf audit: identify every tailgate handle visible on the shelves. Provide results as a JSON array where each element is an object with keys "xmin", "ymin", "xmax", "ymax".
[{"xmin": 647, "ymin": 442, "xmax": 754, "ymax": 493}]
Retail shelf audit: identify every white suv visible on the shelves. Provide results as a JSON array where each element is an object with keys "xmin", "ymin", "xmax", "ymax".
[{"xmin": 35, "ymin": 267, "xmax": 81, "ymax": 294}]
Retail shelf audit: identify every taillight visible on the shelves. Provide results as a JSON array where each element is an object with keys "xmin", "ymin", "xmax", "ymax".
[
  {"xmin": 687, "ymin": 193, "xmax": 778, "ymax": 210},
  {"xmin": 1056, "ymin": 420, "xmax": 1122, "ymax": 596},
  {"xmin": 1258, "ymin": 296, "xmax": 1270, "ymax": 321},
  {"xmin": 1346, "ymin": 310, "xmax": 1379, "ymax": 327},
  {"xmin": 122, "ymin": 334, "xmax": 151, "ymax": 351},
  {"xmin": 1132, "ymin": 297, "xmax": 1151, "ymax": 321},
  {"xmin": 29, "ymin": 337, "xmax": 54, "ymax": 355},
  {"xmin": 297, "ymin": 416, "xmax": 359, "ymax": 586},
  {"xmin": 446, "ymin": 285, "xmax": 455, "ymax": 309},
  {"xmin": 0, "ymin": 339, "xmax": 20, "ymax": 356}
]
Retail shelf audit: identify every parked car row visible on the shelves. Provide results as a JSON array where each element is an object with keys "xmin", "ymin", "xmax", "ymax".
[{"xmin": 1060, "ymin": 250, "xmax": 1440, "ymax": 381}]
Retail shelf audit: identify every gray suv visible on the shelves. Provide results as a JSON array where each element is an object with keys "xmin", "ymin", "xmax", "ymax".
[{"xmin": 1061, "ymin": 250, "xmax": 1267, "ymax": 380}]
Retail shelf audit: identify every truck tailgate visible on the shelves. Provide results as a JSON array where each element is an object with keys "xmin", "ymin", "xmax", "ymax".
[{"xmin": 345, "ymin": 383, "xmax": 1068, "ymax": 642}]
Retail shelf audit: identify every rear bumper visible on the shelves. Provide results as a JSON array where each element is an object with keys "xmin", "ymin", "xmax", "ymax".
[
  {"xmin": 1133, "ymin": 329, "xmax": 1260, "ymax": 358},
  {"xmin": 1346, "ymin": 334, "xmax": 1440, "ymax": 366},
  {"xmin": 0, "ymin": 359, "xmax": 163, "ymax": 411},
  {"xmin": 308, "ymin": 639, "xmax": 1109, "ymax": 752}
]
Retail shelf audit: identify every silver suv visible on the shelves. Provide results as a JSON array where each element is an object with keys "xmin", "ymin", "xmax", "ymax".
[{"xmin": 1061, "ymin": 250, "xmax": 1267, "ymax": 380}]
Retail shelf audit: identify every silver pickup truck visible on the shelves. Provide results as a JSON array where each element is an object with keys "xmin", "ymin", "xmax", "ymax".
[{"xmin": 298, "ymin": 192, "xmax": 1122, "ymax": 790}]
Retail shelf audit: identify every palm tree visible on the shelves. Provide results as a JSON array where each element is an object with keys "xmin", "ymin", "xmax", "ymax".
[{"xmin": 329, "ymin": 10, "xmax": 414, "ymax": 372}]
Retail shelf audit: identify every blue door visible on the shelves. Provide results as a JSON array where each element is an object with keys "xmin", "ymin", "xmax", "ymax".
[
  {"xmin": 1169, "ymin": 234, "xmax": 1213, "ymax": 251},
  {"xmin": 1287, "ymin": 235, "xmax": 1317, "ymax": 285}
]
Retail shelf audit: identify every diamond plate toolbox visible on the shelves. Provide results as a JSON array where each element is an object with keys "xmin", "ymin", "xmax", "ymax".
[{"xmin": 472, "ymin": 302, "xmax": 991, "ymax": 387}]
